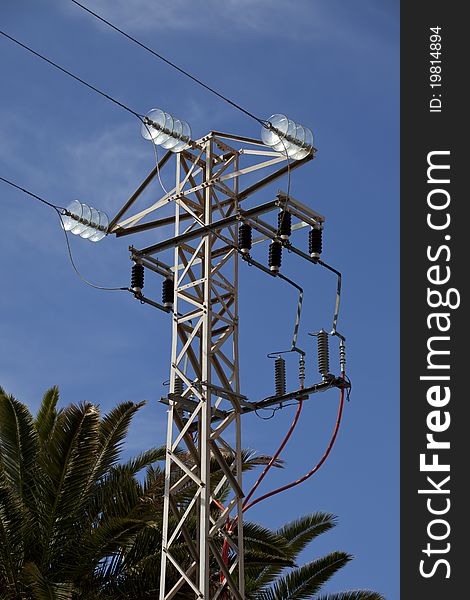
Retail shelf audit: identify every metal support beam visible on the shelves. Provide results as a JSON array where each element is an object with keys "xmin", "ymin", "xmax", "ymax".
[
  {"xmin": 108, "ymin": 151, "xmax": 172, "ymax": 231},
  {"xmin": 137, "ymin": 200, "xmax": 278, "ymax": 256}
]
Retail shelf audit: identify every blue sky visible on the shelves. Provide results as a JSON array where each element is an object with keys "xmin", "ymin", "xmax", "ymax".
[{"xmin": 0, "ymin": 1, "xmax": 399, "ymax": 597}]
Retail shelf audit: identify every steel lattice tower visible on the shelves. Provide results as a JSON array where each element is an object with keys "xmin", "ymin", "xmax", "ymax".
[{"xmin": 109, "ymin": 130, "xmax": 321, "ymax": 599}]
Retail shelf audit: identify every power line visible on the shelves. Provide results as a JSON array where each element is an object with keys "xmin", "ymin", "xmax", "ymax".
[
  {"xmin": 69, "ymin": 0, "xmax": 268, "ymax": 127},
  {"xmin": 0, "ymin": 175, "xmax": 64, "ymax": 211},
  {"xmin": 0, "ymin": 30, "xmax": 172, "ymax": 196},
  {"xmin": 0, "ymin": 29, "xmax": 143, "ymax": 121}
]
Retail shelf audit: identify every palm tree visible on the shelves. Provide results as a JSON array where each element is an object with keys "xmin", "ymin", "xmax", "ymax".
[
  {"xmin": 0, "ymin": 385, "xmax": 165, "ymax": 599},
  {"xmin": 0, "ymin": 387, "xmax": 384, "ymax": 600},
  {"xmin": 0, "ymin": 386, "xmax": 286, "ymax": 599}
]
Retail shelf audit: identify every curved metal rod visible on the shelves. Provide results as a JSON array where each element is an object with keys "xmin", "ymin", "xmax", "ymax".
[
  {"xmin": 317, "ymin": 259, "xmax": 341, "ymax": 334},
  {"xmin": 240, "ymin": 254, "xmax": 304, "ymax": 352},
  {"xmin": 277, "ymin": 272, "xmax": 303, "ymax": 351},
  {"xmin": 282, "ymin": 243, "xmax": 342, "ymax": 335}
]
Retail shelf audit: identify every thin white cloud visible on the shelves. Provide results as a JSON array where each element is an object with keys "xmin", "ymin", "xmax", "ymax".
[
  {"xmin": 64, "ymin": 0, "xmax": 328, "ymax": 40},
  {"xmin": 62, "ymin": 0, "xmax": 398, "ymax": 58},
  {"xmin": 64, "ymin": 122, "xmax": 149, "ymax": 212},
  {"xmin": 0, "ymin": 114, "xmax": 50, "ymax": 186}
]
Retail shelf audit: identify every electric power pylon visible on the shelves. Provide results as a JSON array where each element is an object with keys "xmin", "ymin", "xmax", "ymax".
[{"xmin": 108, "ymin": 128, "xmax": 345, "ymax": 600}]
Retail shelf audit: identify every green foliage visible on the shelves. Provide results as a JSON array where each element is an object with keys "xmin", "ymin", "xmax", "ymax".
[
  {"xmin": 0, "ymin": 387, "xmax": 384, "ymax": 600},
  {"xmin": 0, "ymin": 392, "xmax": 38, "ymax": 503},
  {"xmin": 315, "ymin": 594, "xmax": 385, "ymax": 600},
  {"xmin": 0, "ymin": 388, "xmax": 152, "ymax": 599},
  {"xmin": 255, "ymin": 552, "xmax": 352, "ymax": 600},
  {"xmin": 35, "ymin": 386, "xmax": 61, "ymax": 446}
]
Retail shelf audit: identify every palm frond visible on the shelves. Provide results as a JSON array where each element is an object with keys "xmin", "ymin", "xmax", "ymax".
[
  {"xmin": 241, "ymin": 449, "xmax": 284, "ymax": 470},
  {"xmin": 74, "ymin": 402, "xmax": 147, "ymax": 524},
  {"xmin": 248, "ymin": 514, "xmax": 336, "ymax": 595},
  {"xmin": 92, "ymin": 401, "xmax": 146, "ymax": 482},
  {"xmin": 0, "ymin": 391, "xmax": 38, "ymax": 502},
  {"xmin": 87, "ymin": 467, "xmax": 143, "ymax": 523},
  {"xmin": 119, "ymin": 524, "xmax": 162, "ymax": 571},
  {"xmin": 244, "ymin": 552, "xmax": 294, "ymax": 569},
  {"xmin": 234, "ymin": 522, "xmax": 293, "ymax": 597},
  {"xmin": 315, "ymin": 592, "xmax": 386, "ymax": 600},
  {"xmin": 258, "ymin": 552, "xmax": 352, "ymax": 600},
  {"xmin": 103, "ymin": 551, "xmax": 162, "ymax": 599},
  {"xmin": 0, "ymin": 476, "xmax": 30, "ymax": 593},
  {"xmin": 119, "ymin": 446, "xmax": 166, "ymax": 476},
  {"xmin": 143, "ymin": 464, "xmax": 165, "ymax": 496},
  {"xmin": 243, "ymin": 522, "xmax": 292, "ymax": 562},
  {"xmin": 35, "ymin": 386, "xmax": 61, "ymax": 446},
  {"xmin": 246, "ymin": 561, "xmax": 287, "ymax": 598},
  {"xmin": 23, "ymin": 562, "xmax": 73, "ymax": 600},
  {"xmin": 67, "ymin": 517, "xmax": 145, "ymax": 581},
  {"xmin": 36, "ymin": 402, "xmax": 100, "ymax": 566},
  {"xmin": 276, "ymin": 513, "xmax": 336, "ymax": 560}
]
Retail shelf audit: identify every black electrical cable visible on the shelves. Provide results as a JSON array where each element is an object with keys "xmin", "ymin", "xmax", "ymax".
[
  {"xmin": 254, "ymin": 408, "xmax": 277, "ymax": 421},
  {"xmin": 254, "ymin": 401, "xmax": 301, "ymax": 421},
  {"xmin": 69, "ymin": 0, "xmax": 268, "ymax": 128},
  {"xmin": 57, "ymin": 211, "xmax": 129, "ymax": 292},
  {"xmin": 0, "ymin": 175, "xmax": 65, "ymax": 211},
  {"xmin": 0, "ymin": 28, "xmax": 178, "ymax": 201},
  {"xmin": 0, "ymin": 29, "xmax": 173, "ymax": 195},
  {"xmin": 344, "ymin": 373, "xmax": 352, "ymax": 401},
  {"xmin": 0, "ymin": 176, "xmax": 129, "ymax": 293},
  {"xmin": 0, "ymin": 28, "xmax": 290, "ymax": 208},
  {"xmin": 0, "ymin": 29, "xmax": 143, "ymax": 121}
]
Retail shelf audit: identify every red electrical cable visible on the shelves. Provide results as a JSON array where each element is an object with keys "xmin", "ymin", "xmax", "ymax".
[
  {"xmin": 241, "ymin": 383, "xmax": 345, "ymax": 513},
  {"xmin": 220, "ymin": 533, "xmax": 230, "ymax": 583},
  {"xmin": 242, "ymin": 400, "xmax": 303, "ymax": 510},
  {"xmin": 215, "ymin": 379, "xmax": 345, "ymax": 583},
  {"xmin": 219, "ymin": 400, "xmax": 303, "ymax": 578},
  {"xmin": 212, "ymin": 498, "xmax": 225, "ymax": 512}
]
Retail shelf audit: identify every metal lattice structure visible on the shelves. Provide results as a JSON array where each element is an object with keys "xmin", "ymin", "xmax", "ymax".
[{"xmin": 109, "ymin": 131, "xmax": 318, "ymax": 599}]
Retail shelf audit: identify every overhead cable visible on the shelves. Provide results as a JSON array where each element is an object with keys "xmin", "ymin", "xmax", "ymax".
[
  {"xmin": 0, "ymin": 29, "xmax": 143, "ymax": 120},
  {"xmin": 0, "ymin": 175, "xmax": 65, "ymax": 211},
  {"xmin": 69, "ymin": 0, "xmax": 267, "ymax": 127}
]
